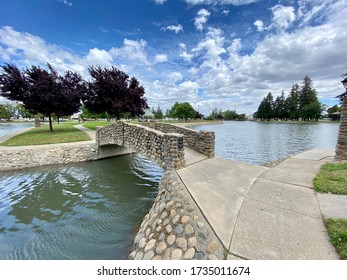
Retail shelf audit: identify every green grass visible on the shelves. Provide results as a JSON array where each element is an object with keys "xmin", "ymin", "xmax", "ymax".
[
  {"xmin": 324, "ymin": 219, "xmax": 347, "ymax": 259},
  {"xmin": 313, "ymin": 163, "xmax": 347, "ymax": 194},
  {"xmin": 82, "ymin": 121, "xmax": 111, "ymax": 130},
  {"xmin": 1, "ymin": 122, "xmax": 91, "ymax": 146}
]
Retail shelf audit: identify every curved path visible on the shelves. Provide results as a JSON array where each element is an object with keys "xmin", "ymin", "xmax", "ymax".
[{"xmin": 180, "ymin": 148, "xmax": 340, "ymax": 259}]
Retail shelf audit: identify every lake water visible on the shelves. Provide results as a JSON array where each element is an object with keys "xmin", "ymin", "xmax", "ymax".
[
  {"xmin": 0, "ymin": 123, "xmax": 34, "ymax": 138},
  {"xmin": 0, "ymin": 154, "xmax": 163, "ymax": 260},
  {"xmin": 195, "ymin": 121, "xmax": 340, "ymax": 165},
  {"xmin": 0, "ymin": 121, "xmax": 340, "ymax": 259}
]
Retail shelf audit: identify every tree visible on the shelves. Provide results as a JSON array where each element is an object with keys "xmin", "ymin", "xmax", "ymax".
[
  {"xmin": 327, "ymin": 104, "xmax": 340, "ymax": 120},
  {"xmin": 16, "ymin": 102, "xmax": 35, "ymax": 119},
  {"xmin": 255, "ymin": 92, "xmax": 274, "ymax": 120},
  {"xmin": 167, "ymin": 102, "xmax": 196, "ymax": 120},
  {"xmin": 207, "ymin": 108, "xmax": 223, "ymax": 120},
  {"xmin": 274, "ymin": 91, "xmax": 288, "ymax": 120},
  {"xmin": 152, "ymin": 105, "xmax": 164, "ymax": 119},
  {"xmin": 84, "ymin": 66, "xmax": 148, "ymax": 120},
  {"xmin": 286, "ymin": 84, "xmax": 300, "ymax": 120},
  {"xmin": 223, "ymin": 110, "xmax": 239, "ymax": 120},
  {"xmin": 54, "ymin": 69, "xmax": 87, "ymax": 122},
  {"xmin": 0, "ymin": 104, "xmax": 12, "ymax": 120},
  {"xmin": 254, "ymin": 77, "xmax": 323, "ymax": 122},
  {"xmin": 80, "ymin": 104, "xmax": 108, "ymax": 120},
  {"xmin": 195, "ymin": 110, "xmax": 204, "ymax": 119},
  {"xmin": 300, "ymin": 100, "xmax": 322, "ymax": 121},
  {"xmin": 298, "ymin": 76, "xmax": 321, "ymax": 120},
  {"xmin": 0, "ymin": 63, "xmax": 86, "ymax": 131}
]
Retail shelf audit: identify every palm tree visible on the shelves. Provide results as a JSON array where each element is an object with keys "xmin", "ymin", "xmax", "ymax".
[{"xmin": 335, "ymin": 77, "xmax": 347, "ymax": 161}]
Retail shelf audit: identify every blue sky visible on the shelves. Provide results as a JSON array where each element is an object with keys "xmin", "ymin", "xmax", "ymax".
[{"xmin": 0, "ymin": 0, "xmax": 346, "ymax": 115}]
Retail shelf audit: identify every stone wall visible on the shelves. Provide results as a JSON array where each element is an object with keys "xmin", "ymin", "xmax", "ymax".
[
  {"xmin": 335, "ymin": 98, "xmax": 347, "ymax": 161},
  {"xmin": 0, "ymin": 142, "xmax": 98, "ymax": 171},
  {"xmin": 129, "ymin": 170, "xmax": 224, "ymax": 260},
  {"xmin": 96, "ymin": 122, "xmax": 185, "ymax": 169},
  {"xmin": 140, "ymin": 122, "xmax": 215, "ymax": 158}
]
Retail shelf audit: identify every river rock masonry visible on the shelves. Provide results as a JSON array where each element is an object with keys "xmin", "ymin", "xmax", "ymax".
[{"xmin": 129, "ymin": 170, "xmax": 224, "ymax": 260}]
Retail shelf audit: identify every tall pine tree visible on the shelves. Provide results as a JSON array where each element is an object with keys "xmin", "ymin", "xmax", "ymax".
[
  {"xmin": 298, "ymin": 76, "xmax": 321, "ymax": 120},
  {"xmin": 286, "ymin": 84, "xmax": 300, "ymax": 120}
]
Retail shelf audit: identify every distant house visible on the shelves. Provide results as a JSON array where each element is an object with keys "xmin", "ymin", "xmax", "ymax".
[
  {"xmin": 330, "ymin": 111, "xmax": 341, "ymax": 121},
  {"xmin": 71, "ymin": 113, "xmax": 80, "ymax": 120}
]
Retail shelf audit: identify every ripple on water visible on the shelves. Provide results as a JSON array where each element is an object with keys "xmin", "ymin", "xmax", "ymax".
[{"xmin": 0, "ymin": 154, "xmax": 162, "ymax": 259}]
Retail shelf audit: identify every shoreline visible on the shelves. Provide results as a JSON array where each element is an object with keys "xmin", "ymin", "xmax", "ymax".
[{"xmin": 170, "ymin": 120, "xmax": 224, "ymax": 128}]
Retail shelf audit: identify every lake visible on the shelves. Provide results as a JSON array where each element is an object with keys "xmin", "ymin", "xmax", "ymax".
[
  {"xmin": 0, "ymin": 123, "xmax": 34, "ymax": 138},
  {"xmin": 0, "ymin": 121, "xmax": 340, "ymax": 259},
  {"xmin": 195, "ymin": 121, "xmax": 339, "ymax": 165}
]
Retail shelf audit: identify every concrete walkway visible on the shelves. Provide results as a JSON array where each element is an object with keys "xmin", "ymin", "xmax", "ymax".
[
  {"xmin": 74, "ymin": 124, "xmax": 96, "ymax": 140},
  {"xmin": 180, "ymin": 148, "xmax": 340, "ymax": 259}
]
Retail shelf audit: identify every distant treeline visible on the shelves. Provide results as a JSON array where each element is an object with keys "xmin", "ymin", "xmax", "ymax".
[
  {"xmin": 206, "ymin": 108, "xmax": 247, "ymax": 121},
  {"xmin": 253, "ymin": 76, "xmax": 323, "ymax": 121}
]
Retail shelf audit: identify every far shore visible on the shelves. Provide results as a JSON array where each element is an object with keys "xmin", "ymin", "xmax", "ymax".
[{"xmin": 172, "ymin": 120, "xmax": 224, "ymax": 128}]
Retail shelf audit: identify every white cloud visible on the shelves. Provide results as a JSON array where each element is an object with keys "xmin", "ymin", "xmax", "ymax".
[
  {"xmin": 153, "ymin": 0, "xmax": 167, "ymax": 4},
  {"xmin": 254, "ymin": 20, "xmax": 264, "ymax": 32},
  {"xmin": 192, "ymin": 27, "xmax": 226, "ymax": 69},
  {"xmin": 222, "ymin": 10, "xmax": 230, "ymax": 16},
  {"xmin": 185, "ymin": 0, "xmax": 257, "ymax": 5},
  {"xmin": 0, "ymin": 26, "xmax": 81, "ymax": 74},
  {"xmin": 110, "ymin": 39, "xmax": 149, "ymax": 65},
  {"xmin": 161, "ymin": 24, "xmax": 184, "ymax": 34},
  {"xmin": 154, "ymin": 54, "xmax": 168, "ymax": 63},
  {"xmin": 254, "ymin": 5, "xmax": 296, "ymax": 33},
  {"xmin": 271, "ymin": 5, "xmax": 296, "ymax": 30},
  {"xmin": 194, "ymin": 9, "xmax": 211, "ymax": 31},
  {"xmin": 179, "ymin": 50, "xmax": 194, "ymax": 63},
  {"xmin": 99, "ymin": 27, "xmax": 109, "ymax": 33},
  {"xmin": 1, "ymin": 0, "xmax": 346, "ymax": 115},
  {"xmin": 179, "ymin": 43, "xmax": 186, "ymax": 49},
  {"xmin": 84, "ymin": 48, "xmax": 113, "ymax": 68},
  {"xmin": 178, "ymin": 43, "xmax": 194, "ymax": 63},
  {"xmin": 148, "ymin": 1, "xmax": 347, "ymax": 114},
  {"xmin": 167, "ymin": 72, "xmax": 183, "ymax": 83},
  {"xmin": 0, "ymin": 27, "xmax": 152, "ymax": 78},
  {"xmin": 58, "ymin": 0, "xmax": 72, "ymax": 6}
]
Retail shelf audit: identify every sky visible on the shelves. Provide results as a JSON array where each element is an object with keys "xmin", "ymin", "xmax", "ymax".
[{"xmin": 0, "ymin": 0, "xmax": 346, "ymax": 116}]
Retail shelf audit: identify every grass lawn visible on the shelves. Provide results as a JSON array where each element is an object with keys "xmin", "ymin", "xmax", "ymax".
[
  {"xmin": 313, "ymin": 162, "xmax": 347, "ymax": 194},
  {"xmin": 82, "ymin": 121, "xmax": 111, "ymax": 130},
  {"xmin": 1, "ymin": 122, "xmax": 91, "ymax": 146},
  {"xmin": 324, "ymin": 219, "xmax": 347, "ymax": 260}
]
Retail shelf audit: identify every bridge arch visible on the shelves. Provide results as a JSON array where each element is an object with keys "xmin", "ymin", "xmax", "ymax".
[
  {"xmin": 96, "ymin": 121, "xmax": 186, "ymax": 169},
  {"xmin": 96, "ymin": 121, "xmax": 215, "ymax": 170}
]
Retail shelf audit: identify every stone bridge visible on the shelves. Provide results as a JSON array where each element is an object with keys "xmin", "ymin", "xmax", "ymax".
[{"xmin": 96, "ymin": 121, "xmax": 215, "ymax": 169}]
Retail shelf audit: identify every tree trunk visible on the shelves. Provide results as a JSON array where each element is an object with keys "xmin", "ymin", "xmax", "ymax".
[
  {"xmin": 48, "ymin": 114, "xmax": 53, "ymax": 132},
  {"xmin": 335, "ymin": 98, "xmax": 347, "ymax": 161}
]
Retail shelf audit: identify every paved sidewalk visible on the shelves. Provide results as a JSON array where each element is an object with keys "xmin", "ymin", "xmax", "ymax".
[
  {"xmin": 74, "ymin": 124, "xmax": 96, "ymax": 140},
  {"xmin": 317, "ymin": 194, "xmax": 347, "ymax": 219},
  {"xmin": 178, "ymin": 148, "xmax": 339, "ymax": 259}
]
